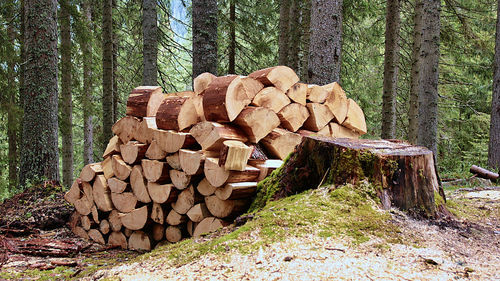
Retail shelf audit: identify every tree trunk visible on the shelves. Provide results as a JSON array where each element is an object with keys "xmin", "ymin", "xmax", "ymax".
[
  {"xmin": 287, "ymin": 0, "xmax": 300, "ymax": 71},
  {"xmin": 228, "ymin": 0, "xmax": 236, "ymax": 74},
  {"xmin": 308, "ymin": 0, "xmax": 343, "ymax": 84},
  {"xmin": 60, "ymin": 0, "xmax": 74, "ymax": 187},
  {"xmin": 102, "ymin": 0, "xmax": 114, "ymax": 144},
  {"xmin": 408, "ymin": 0, "xmax": 423, "ymax": 144},
  {"xmin": 278, "ymin": 0, "xmax": 290, "ymax": 66},
  {"xmin": 7, "ymin": 0, "xmax": 19, "ymax": 189},
  {"xmin": 20, "ymin": 0, "xmax": 60, "ymax": 186},
  {"xmin": 300, "ymin": 0, "xmax": 311, "ymax": 82},
  {"xmin": 81, "ymin": 0, "xmax": 94, "ymax": 165},
  {"xmin": 112, "ymin": 0, "xmax": 118, "ymax": 123},
  {"xmin": 489, "ymin": 0, "xmax": 500, "ymax": 170},
  {"xmin": 192, "ymin": 0, "xmax": 218, "ymax": 78},
  {"xmin": 381, "ymin": 0, "xmax": 401, "ymax": 139},
  {"xmin": 142, "ymin": 0, "xmax": 158, "ymax": 85},
  {"xmin": 417, "ymin": 0, "xmax": 441, "ymax": 157}
]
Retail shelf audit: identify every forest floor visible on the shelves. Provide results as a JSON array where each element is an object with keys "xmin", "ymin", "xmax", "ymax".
[{"xmin": 0, "ymin": 179, "xmax": 498, "ymax": 280}]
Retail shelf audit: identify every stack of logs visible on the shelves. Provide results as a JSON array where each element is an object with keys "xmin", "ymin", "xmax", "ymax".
[{"xmin": 65, "ymin": 66, "xmax": 367, "ymax": 251}]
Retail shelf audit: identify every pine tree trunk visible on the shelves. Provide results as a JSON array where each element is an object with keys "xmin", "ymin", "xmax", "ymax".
[
  {"xmin": 489, "ymin": 0, "xmax": 500, "ymax": 170},
  {"xmin": 60, "ymin": 0, "xmax": 74, "ymax": 187},
  {"xmin": 20, "ymin": 0, "xmax": 60, "ymax": 186},
  {"xmin": 112, "ymin": 0, "xmax": 118, "ymax": 123},
  {"xmin": 228, "ymin": 0, "xmax": 236, "ymax": 74},
  {"xmin": 299, "ymin": 0, "xmax": 311, "ymax": 82},
  {"xmin": 192, "ymin": 0, "xmax": 218, "ymax": 78},
  {"xmin": 308, "ymin": 0, "xmax": 343, "ymax": 84},
  {"xmin": 408, "ymin": 0, "xmax": 423, "ymax": 144},
  {"xmin": 102, "ymin": 0, "xmax": 114, "ymax": 143},
  {"xmin": 287, "ymin": 0, "xmax": 300, "ymax": 72},
  {"xmin": 278, "ymin": 0, "xmax": 290, "ymax": 66},
  {"xmin": 417, "ymin": 0, "xmax": 441, "ymax": 157},
  {"xmin": 381, "ymin": 0, "xmax": 401, "ymax": 139},
  {"xmin": 142, "ymin": 0, "xmax": 158, "ymax": 85},
  {"xmin": 7, "ymin": 0, "xmax": 19, "ymax": 189},
  {"xmin": 81, "ymin": 0, "xmax": 94, "ymax": 165}
]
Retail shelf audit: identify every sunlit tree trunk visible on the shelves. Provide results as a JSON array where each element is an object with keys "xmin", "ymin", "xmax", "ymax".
[
  {"xmin": 142, "ymin": 0, "xmax": 158, "ymax": 85},
  {"xmin": 278, "ymin": 0, "xmax": 290, "ymax": 66},
  {"xmin": 300, "ymin": 0, "xmax": 311, "ymax": 82},
  {"xmin": 81, "ymin": 0, "xmax": 94, "ymax": 165},
  {"xmin": 228, "ymin": 0, "xmax": 236, "ymax": 74},
  {"xmin": 102, "ymin": 0, "xmax": 114, "ymax": 144},
  {"xmin": 408, "ymin": 0, "xmax": 423, "ymax": 144},
  {"xmin": 192, "ymin": 0, "xmax": 218, "ymax": 77},
  {"xmin": 287, "ymin": 0, "xmax": 300, "ymax": 72},
  {"xmin": 488, "ymin": 0, "xmax": 500, "ymax": 169}
]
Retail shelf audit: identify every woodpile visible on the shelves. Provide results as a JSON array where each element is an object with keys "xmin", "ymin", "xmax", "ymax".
[{"xmin": 65, "ymin": 65, "xmax": 367, "ymax": 251}]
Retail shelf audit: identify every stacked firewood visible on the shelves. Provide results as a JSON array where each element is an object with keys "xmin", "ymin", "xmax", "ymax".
[{"xmin": 64, "ymin": 66, "xmax": 367, "ymax": 251}]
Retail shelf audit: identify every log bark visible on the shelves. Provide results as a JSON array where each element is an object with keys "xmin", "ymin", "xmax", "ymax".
[
  {"xmin": 80, "ymin": 163, "xmax": 103, "ymax": 182},
  {"xmin": 247, "ymin": 143, "xmax": 269, "ymax": 166},
  {"xmin": 215, "ymin": 182, "xmax": 257, "ymax": 200},
  {"xmin": 286, "ymin": 83, "xmax": 307, "ymax": 105},
  {"xmin": 261, "ymin": 128, "xmax": 302, "ymax": 160},
  {"xmin": 202, "ymin": 75, "xmax": 251, "ymax": 122},
  {"xmin": 147, "ymin": 182, "xmax": 177, "ymax": 204},
  {"xmin": 112, "ymin": 116, "xmax": 140, "ymax": 143},
  {"xmin": 141, "ymin": 160, "xmax": 170, "ymax": 182},
  {"xmin": 252, "ymin": 87, "xmax": 291, "ymax": 113},
  {"xmin": 179, "ymin": 149, "xmax": 205, "ymax": 175},
  {"xmin": 278, "ymin": 103, "xmax": 310, "ymax": 132},
  {"xmin": 156, "ymin": 96, "xmax": 198, "ymax": 131},
  {"xmin": 130, "ymin": 165, "xmax": 152, "ymax": 203},
  {"xmin": 218, "ymin": 141, "xmax": 253, "ymax": 171},
  {"xmin": 470, "ymin": 165, "xmax": 499, "ymax": 182},
  {"xmin": 190, "ymin": 121, "xmax": 248, "ymax": 151},
  {"xmin": 126, "ymin": 86, "xmax": 164, "ymax": 117},
  {"xmin": 234, "ymin": 107, "xmax": 280, "ymax": 143},
  {"xmin": 119, "ymin": 206, "xmax": 148, "ymax": 230},
  {"xmin": 342, "ymin": 99, "xmax": 367, "ymax": 135},
  {"xmin": 248, "ymin": 66, "xmax": 299, "ymax": 93}
]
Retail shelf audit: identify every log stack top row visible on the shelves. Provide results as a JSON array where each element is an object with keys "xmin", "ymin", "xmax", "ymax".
[{"xmin": 65, "ymin": 65, "xmax": 367, "ymax": 251}]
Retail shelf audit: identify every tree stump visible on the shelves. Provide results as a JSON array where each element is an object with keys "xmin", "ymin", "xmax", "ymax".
[{"xmin": 252, "ymin": 136, "xmax": 446, "ymax": 218}]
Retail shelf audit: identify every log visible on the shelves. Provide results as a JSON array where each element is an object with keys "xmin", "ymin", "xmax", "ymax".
[
  {"xmin": 128, "ymin": 231, "xmax": 151, "ymax": 251},
  {"xmin": 152, "ymin": 129, "xmax": 196, "ymax": 153},
  {"xmin": 329, "ymin": 123, "xmax": 360, "ymax": 139},
  {"xmin": 119, "ymin": 206, "xmax": 148, "ymax": 230},
  {"xmin": 64, "ymin": 179, "xmax": 82, "ymax": 204},
  {"xmin": 204, "ymin": 196, "xmax": 248, "ymax": 218},
  {"xmin": 179, "ymin": 149, "xmax": 205, "ymax": 175},
  {"xmin": 234, "ymin": 106, "xmax": 280, "ymax": 143},
  {"xmin": 165, "ymin": 226, "xmax": 182, "ymax": 243},
  {"xmin": 102, "ymin": 157, "xmax": 114, "ymax": 179},
  {"xmin": 72, "ymin": 226, "xmax": 89, "ymax": 240},
  {"xmin": 323, "ymin": 82, "xmax": 348, "ymax": 124},
  {"xmin": 147, "ymin": 182, "xmax": 177, "ymax": 204},
  {"xmin": 247, "ymin": 143, "xmax": 269, "ymax": 166},
  {"xmin": 134, "ymin": 117, "xmax": 157, "ymax": 144},
  {"xmin": 255, "ymin": 137, "xmax": 446, "ymax": 217},
  {"xmin": 317, "ymin": 124, "xmax": 331, "ymax": 137},
  {"xmin": 202, "ymin": 75, "xmax": 251, "ymax": 122},
  {"xmin": 166, "ymin": 209, "xmax": 187, "ymax": 225},
  {"xmin": 204, "ymin": 157, "xmax": 229, "ymax": 187},
  {"xmin": 112, "ymin": 155, "xmax": 132, "ymax": 180},
  {"xmin": 112, "ymin": 116, "xmax": 140, "ymax": 143},
  {"xmin": 470, "ymin": 165, "xmax": 499, "ymax": 182},
  {"xmin": 88, "ymin": 229, "xmax": 105, "ymax": 244},
  {"xmin": 171, "ymin": 90, "xmax": 196, "ymax": 98},
  {"xmin": 256, "ymin": 160, "xmax": 284, "ymax": 181},
  {"xmin": 251, "ymin": 87, "xmax": 291, "ymax": 113},
  {"xmin": 80, "ymin": 163, "xmax": 103, "ymax": 182},
  {"xmin": 286, "ymin": 82, "xmax": 307, "ymax": 105},
  {"xmin": 91, "ymin": 205, "xmax": 100, "ymax": 223},
  {"xmin": 171, "ymin": 185, "xmax": 201, "ymax": 214},
  {"xmin": 124, "ymin": 228, "xmax": 133, "ymax": 237},
  {"xmin": 226, "ymin": 166, "xmax": 260, "ymax": 183},
  {"xmin": 107, "ymin": 177, "xmax": 128, "ymax": 193},
  {"xmin": 130, "ymin": 165, "xmax": 152, "ymax": 203},
  {"xmin": 170, "ymin": 170, "xmax": 191, "ymax": 190},
  {"xmin": 186, "ymin": 203, "xmax": 212, "ymax": 222},
  {"xmin": 120, "ymin": 141, "xmax": 148, "ymax": 164},
  {"xmin": 215, "ymin": 182, "xmax": 257, "ymax": 200},
  {"xmin": 261, "ymin": 128, "xmax": 303, "ymax": 160},
  {"xmin": 111, "ymin": 192, "xmax": 137, "ymax": 213},
  {"xmin": 192, "ymin": 95, "xmax": 205, "ymax": 122},
  {"xmin": 156, "ymin": 96, "xmax": 198, "ymax": 131},
  {"xmin": 342, "ymin": 99, "xmax": 367, "ymax": 135},
  {"xmin": 189, "ymin": 121, "xmax": 248, "ymax": 151},
  {"xmin": 92, "ymin": 175, "xmax": 113, "ymax": 212},
  {"xmin": 196, "ymin": 178, "xmax": 217, "ymax": 196},
  {"xmin": 141, "ymin": 160, "xmax": 170, "ymax": 182},
  {"xmin": 166, "ymin": 152, "xmax": 182, "ymax": 170},
  {"xmin": 68, "ymin": 211, "xmax": 81, "ymax": 229},
  {"xmin": 152, "ymin": 224, "xmax": 165, "ymax": 241},
  {"xmin": 108, "ymin": 231, "xmax": 128, "ymax": 249},
  {"xmin": 103, "ymin": 135, "xmax": 122, "ymax": 158},
  {"xmin": 307, "ymin": 85, "xmax": 328, "ymax": 103},
  {"xmin": 126, "ymin": 86, "xmax": 164, "ymax": 117},
  {"xmin": 277, "ymin": 103, "xmax": 310, "ymax": 132},
  {"xmin": 240, "ymin": 76, "xmax": 264, "ymax": 100},
  {"xmin": 248, "ymin": 66, "xmax": 299, "ymax": 93},
  {"xmin": 100, "ymin": 220, "xmax": 110, "ymax": 235},
  {"xmin": 193, "ymin": 217, "xmax": 226, "ymax": 237},
  {"xmin": 218, "ymin": 140, "xmax": 253, "ymax": 171},
  {"xmin": 151, "ymin": 202, "xmax": 165, "ymax": 224},
  {"xmin": 81, "ymin": 215, "xmax": 93, "ymax": 231},
  {"xmin": 108, "ymin": 210, "xmax": 123, "ymax": 232},
  {"xmin": 145, "ymin": 139, "xmax": 167, "ymax": 160},
  {"xmin": 193, "ymin": 72, "xmax": 216, "ymax": 95},
  {"xmin": 186, "ymin": 220, "xmax": 197, "ymax": 237},
  {"xmin": 74, "ymin": 195, "xmax": 92, "ymax": 216},
  {"xmin": 302, "ymin": 103, "xmax": 334, "ymax": 131}
]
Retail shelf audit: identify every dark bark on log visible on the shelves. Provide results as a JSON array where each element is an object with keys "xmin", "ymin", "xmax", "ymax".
[{"xmin": 470, "ymin": 165, "xmax": 499, "ymax": 182}]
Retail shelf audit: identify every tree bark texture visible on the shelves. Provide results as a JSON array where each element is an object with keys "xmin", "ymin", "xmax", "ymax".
[
  {"xmin": 81, "ymin": 0, "xmax": 94, "ymax": 165},
  {"xmin": 408, "ymin": 0, "xmax": 423, "ymax": 144},
  {"xmin": 278, "ymin": 0, "xmax": 290, "ymax": 66},
  {"xmin": 7, "ymin": 0, "xmax": 19, "ymax": 188},
  {"xmin": 287, "ymin": 0, "xmax": 301, "ymax": 72},
  {"xmin": 308, "ymin": 0, "xmax": 343, "ymax": 84},
  {"xmin": 228, "ymin": 0, "xmax": 236, "ymax": 74},
  {"xmin": 489, "ymin": 0, "xmax": 500, "ymax": 170},
  {"xmin": 381, "ymin": 0, "xmax": 401, "ymax": 139},
  {"xmin": 112, "ymin": 0, "xmax": 118, "ymax": 123},
  {"xmin": 60, "ymin": 0, "xmax": 74, "ymax": 187},
  {"xmin": 300, "ymin": 0, "xmax": 311, "ymax": 82},
  {"xmin": 192, "ymin": 0, "xmax": 218, "ymax": 78},
  {"xmin": 417, "ymin": 0, "xmax": 441, "ymax": 157},
  {"xmin": 102, "ymin": 0, "xmax": 114, "ymax": 143},
  {"xmin": 142, "ymin": 0, "xmax": 158, "ymax": 85},
  {"xmin": 20, "ymin": 0, "xmax": 60, "ymax": 185}
]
